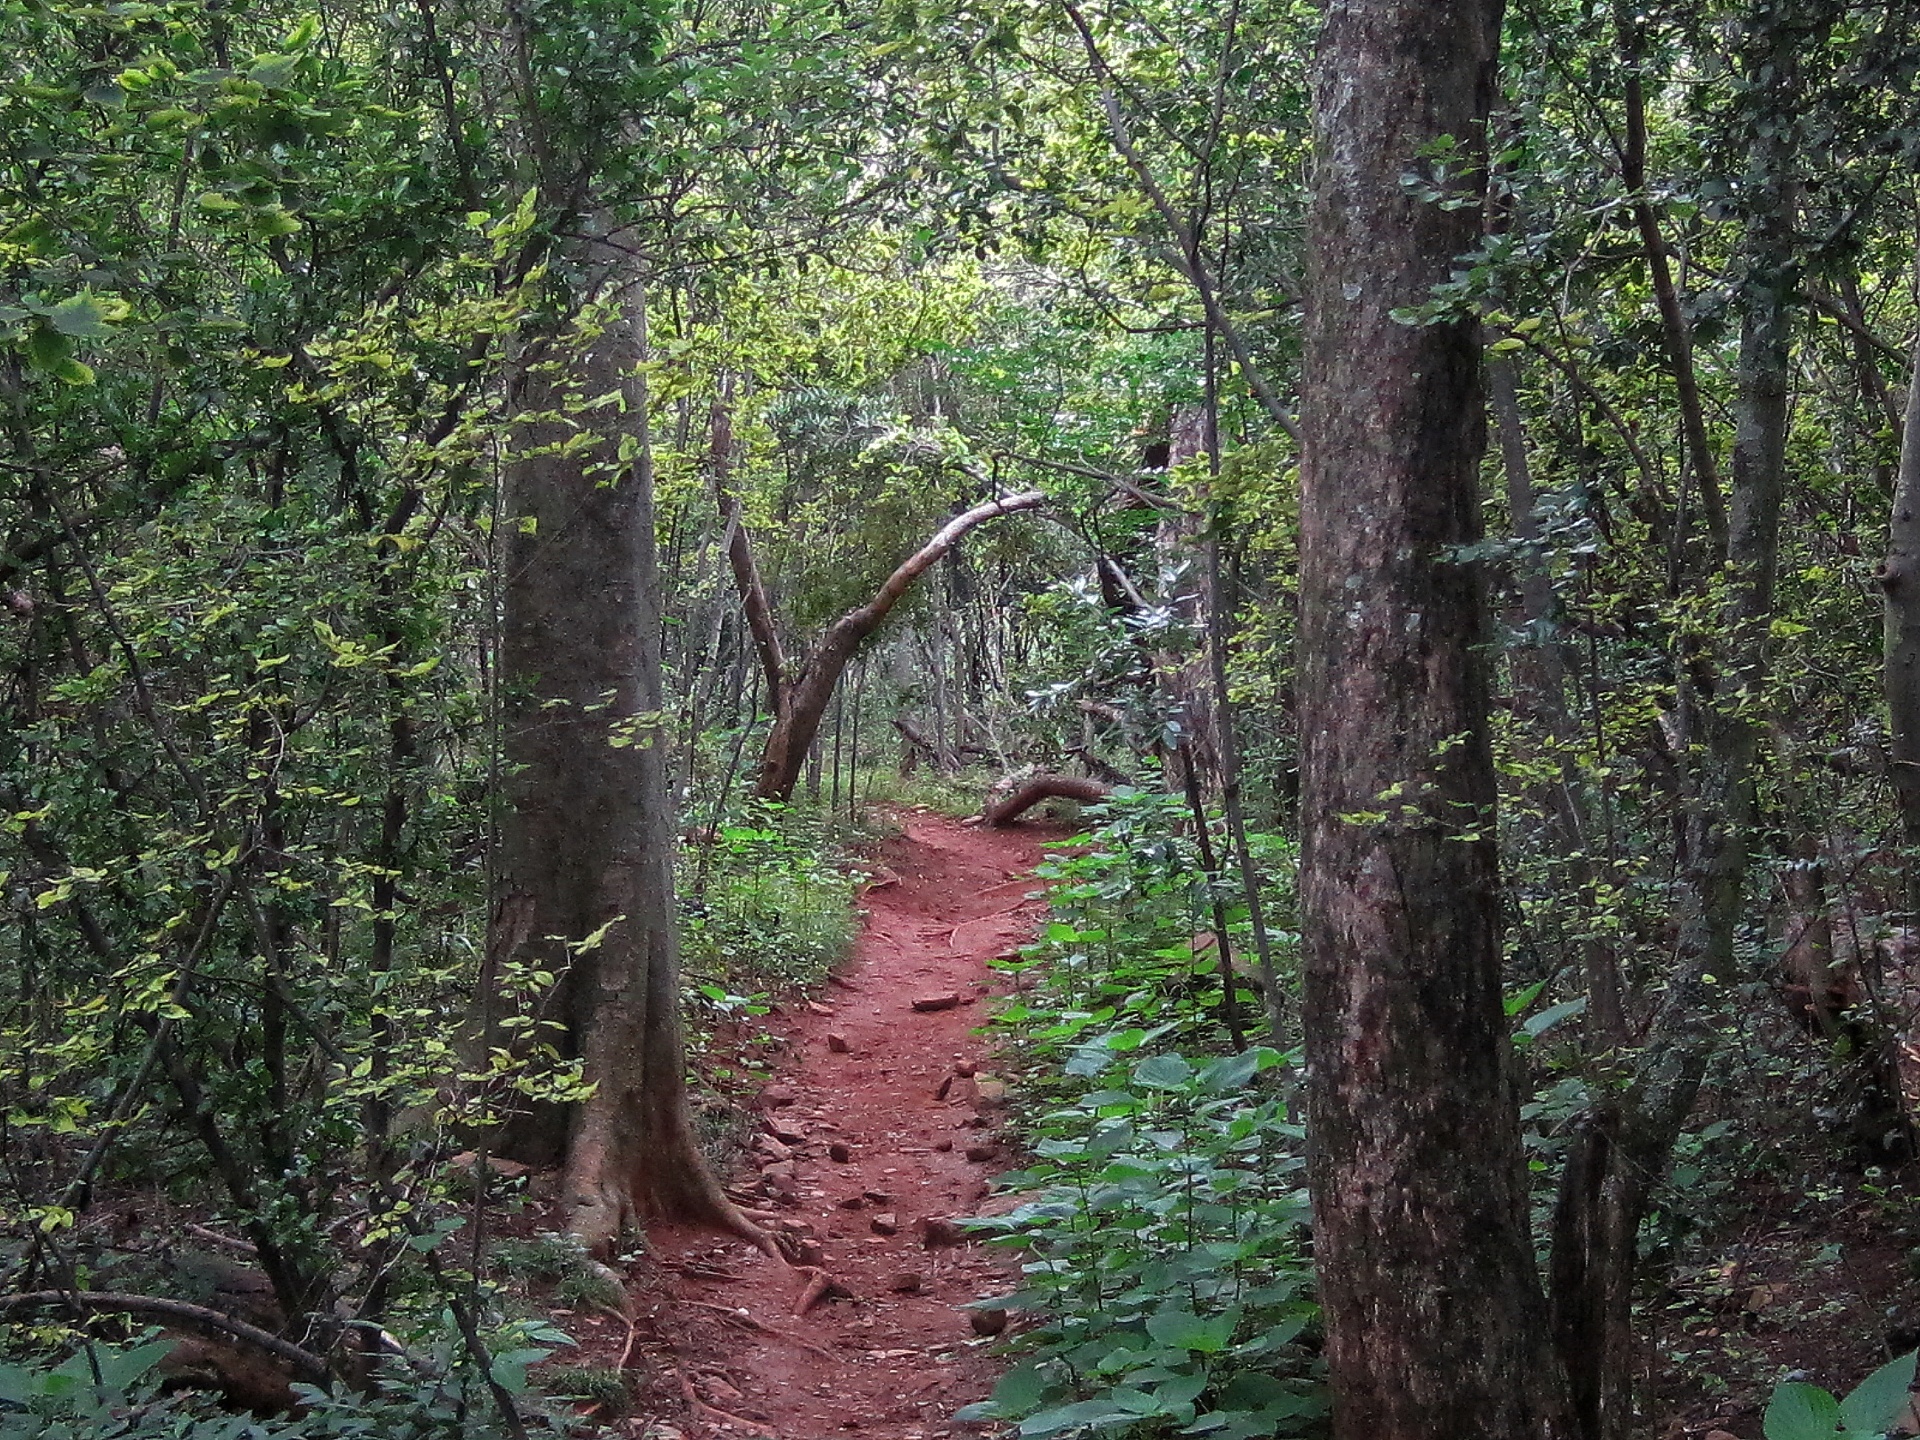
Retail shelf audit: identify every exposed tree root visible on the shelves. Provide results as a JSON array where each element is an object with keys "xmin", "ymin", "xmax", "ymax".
[
  {"xmin": 676, "ymin": 1367, "xmax": 778, "ymax": 1437},
  {"xmin": 680, "ymin": 1299, "xmax": 836, "ymax": 1359}
]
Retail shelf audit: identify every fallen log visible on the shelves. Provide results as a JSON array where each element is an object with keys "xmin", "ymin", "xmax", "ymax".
[{"xmin": 983, "ymin": 775, "xmax": 1112, "ymax": 827}]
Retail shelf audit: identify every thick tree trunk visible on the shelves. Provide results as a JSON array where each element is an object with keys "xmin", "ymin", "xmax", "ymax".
[
  {"xmin": 751, "ymin": 490, "xmax": 1044, "ymax": 802},
  {"xmin": 1882, "ymin": 255, "xmax": 1920, "ymax": 924},
  {"xmin": 1299, "ymin": 3, "xmax": 1573, "ymax": 1437},
  {"xmin": 494, "ymin": 238, "xmax": 764, "ymax": 1257}
]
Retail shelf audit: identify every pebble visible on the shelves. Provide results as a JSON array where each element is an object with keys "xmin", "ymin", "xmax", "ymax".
[
  {"xmin": 969, "ymin": 1308, "xmax": 1009, "ymax": 1336},
  {"xmin": 827, "ymin": 1032, "xmax": 851, "ymax": 1053},
  {"xmin": 829, "ymin": 1141, "xmax": 853, "ymax": 1163},
  {"xmin": 870, "ymin": 1212, "xmax": 900, "ymax": 1236},
  {"xmin": 912, "ymin": 993, "xmax": 960, "ymax": 1013}
]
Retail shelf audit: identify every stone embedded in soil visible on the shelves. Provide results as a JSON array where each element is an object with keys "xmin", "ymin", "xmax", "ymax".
[
  {"xmin": 827, "ymin": 1032, "xmax": 851, "ymax": 1053},
  {"xmin": 964, "ymin": 1143, "xmax": 999, "ymax": 1163},
  {"xmin": 934, "ymin": 1075, "xmax": 954, "ymax": 1100},
  {"xmin": 889, "ymin": 1272, "xmax": 925, "ymax": 1294},
  {"xmin": 932, "ymin": 1138, "xmax": 953, "ymax": 1153},
  {"xmin": 761, "ymin": 1083, "xmax": 799, "ymax": 1108},
  {"xmin": 920, "ymin": 1216, "xmax": 967, "ymax": 1248},
  {"xmin": 912, "ymin": 992, "xmax": 960, "ymax": 1013},
  {"xmin": 870, "ymin": 1212, "xmax": 900, "ymax": 1236},
  {"xmin": 863, "ymin": 1189, "xmax": 892, "ymax": 1203},
  {"xmin": 837, "ymin": 1194, "xmax": 866, "ymax": 1209},
  {"xmin": 952, "ymin": 1059, "xmax": 977, "ymax": 1078},
  {"xmin": 755, "ymin": 1135, "xmax": 792, "ymax": 1162},
  {"xmin": 829, "ymin": 1141, "xmax": 853, "ymax": 1163},
  {"xmin": 969, "ymin": 1308, "xmax": 1009, "ymax": 1336},
  {"xmin": 972, "ymin": 1077, "xmax": 1009, "ymax": 1108}
]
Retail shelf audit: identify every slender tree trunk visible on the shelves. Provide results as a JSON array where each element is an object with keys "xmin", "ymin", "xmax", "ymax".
[
  {"xmin": 1547, "ymin": 12, "xmax": 1816, "ymax": 1433},
  {"xmin": 493, "ymin": 234, "xmax": 764, "ymax": 1256},
  {"xmin": 1882, "ymin": 245, "xmax": 1920, "ymax": 923},
  {"xmin": 1299, "ymin": 3, "xmax": 1573, "ymax": 1436},
  {"xmin": 1491, "ymin": 355, "xmax": 1626, "ymax": 1043}
]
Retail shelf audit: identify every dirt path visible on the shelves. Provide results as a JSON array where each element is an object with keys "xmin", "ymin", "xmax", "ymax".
[{"xmin": 636, "ymin": 808, "xmax": 1060, "ymax": 1439}]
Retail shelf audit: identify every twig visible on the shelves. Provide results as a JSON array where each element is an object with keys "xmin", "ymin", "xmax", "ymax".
[{"xmin": 185, "ymin": 1224, "xmax": 253, "ymax": 1254}]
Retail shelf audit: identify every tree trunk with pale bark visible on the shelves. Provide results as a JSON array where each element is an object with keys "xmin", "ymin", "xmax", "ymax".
[
  {"xmin": 493, "ymin": 238, "xmax": 764, "ymax": 1257},
  {"xmin": 1882, "ymin": 241, "xmax": 1920, "ymax": 924},
  {"xmin": 1299, "ymin": 2, "xmax": 1574, "ymax": 1436}
]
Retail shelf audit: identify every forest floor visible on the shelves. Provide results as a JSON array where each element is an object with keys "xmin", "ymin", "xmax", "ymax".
[{"xmin": 608, "ymin": 807, "xmax": 1061, "ymax": 1439}]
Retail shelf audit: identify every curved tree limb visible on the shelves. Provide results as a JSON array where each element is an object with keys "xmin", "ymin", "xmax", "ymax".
[
  {"xmin": 753, "ymin": 491, "xmax": 1046, "ymax": 800},
  {"xmin": 984, "ymin": 775, "xmax": 1112, "ymax": 827}
]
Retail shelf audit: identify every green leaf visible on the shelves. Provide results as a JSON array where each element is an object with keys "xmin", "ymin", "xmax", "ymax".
[
  {"xmin": 1840, "ymin": 1350, "xmax": 1917, "ymax": 1435},
  {"xmin": 1764, "ymin": 1382, "xmax": 1842, "ymax": 1440},
  {"xmin": 248, "ymin": 53, "xmax": 300, "ymax": 89},
  {"xmin": 46, "ymin": 293, "xmax": 120, "ymax": 339},
  {"xmin": 1144, "ymin": 1309, "xmax": 1236, "ymax": 1353},
  {"xmin": 1133, "ymin": 1054, "xmax": 1192, "ymax": 1090},
  {"xmin": 982, "ymin": 1361, "xmax": 1050, "ymax": 1416},
  {"xmin": 1522, "ymin": 996, "xmax": 1587, "ymax": 1039},
  {"xmin": 1018, "ymin": 1398, "xmax": 1136, "ymax": 1435}
]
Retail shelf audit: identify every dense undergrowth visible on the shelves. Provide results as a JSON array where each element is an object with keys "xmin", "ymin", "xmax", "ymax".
[{"xmin": 960, "ymin": 788, "xmax": 1326, "ymax": 1439}]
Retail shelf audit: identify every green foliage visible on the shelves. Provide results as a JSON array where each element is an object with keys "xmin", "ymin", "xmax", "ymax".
[
  {"xmin": 970, "ymin": 792, "xmax": 1319, "ymax": 1439},
  {"xmin": 1762, "ymin": 1351, "xmax": 1918, "ymax": 1440},
  {"xmin": 0, "ymin": 1328, "xmax": 573, "ymax": 1439},
  {"xmin": 680, "ymin": 801, "xmax": 860, "ymax": 999},
  {"xmin": 958, "ymin": 1046, "xmax": 1321, "ymax": 1439},
  {"xmin": 994, "ymin": 788, "xmax": 1293, "ymax": 1057}
]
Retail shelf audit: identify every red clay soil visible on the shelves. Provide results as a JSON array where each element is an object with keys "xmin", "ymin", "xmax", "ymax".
[{"xmin": 632, "ymin": 808, "xmax": 1063, "ymax": 1439}]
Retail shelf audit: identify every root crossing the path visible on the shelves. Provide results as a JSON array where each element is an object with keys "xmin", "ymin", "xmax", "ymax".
[{"xmin": 636, "ymin": 808, "xmax": 1062, "ymax": 1439}]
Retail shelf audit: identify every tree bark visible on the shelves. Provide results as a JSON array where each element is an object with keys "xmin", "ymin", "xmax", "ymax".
[
  {"xmin": 751, "ymin": 490, "xmax": 1044, "ymax": 802},
  {"xmin": 1300, "ymin": 3, "xmax": 1573, "ymax": 1437},
  {"xmin": 1882, "ymin": 242, "xmax": 1920, "ymax": 924},
  {"xmin": 493, "ymin": 232, "xmax": 764, "ymax": 1257}
]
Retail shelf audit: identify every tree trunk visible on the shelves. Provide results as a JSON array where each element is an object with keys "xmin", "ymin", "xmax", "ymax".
[
  {"xmin": 751, "ymin": 490, "xmax": 1044, "ymax": 802},
  {"xmin": 1882, "ymin": 242, "xmax": 1920, "ymax": 924},
  {"xmin": 1299, "ymin": 3, "xmax": 1573, "ymax": 1437},
  {"xmin": 493, "ymin": 235, "xmax": 765, "ymax": 1257}
]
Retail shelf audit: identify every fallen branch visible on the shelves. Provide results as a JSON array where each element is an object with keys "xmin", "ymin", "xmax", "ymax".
[
  {"xmin": 983, "ymin": 775, "xmax": 1113, "ymax": 827},
  {"xmin": 0, "ymin": 1291, "xmax": 329, "ymax": 1382}
]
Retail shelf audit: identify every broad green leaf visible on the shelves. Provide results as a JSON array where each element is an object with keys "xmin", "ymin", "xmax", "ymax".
[
  {"xmin": 1840, "ymin": 1350, "xmax": 1918, "ymax": 1435},
  {"xmin": 1145, "ymin": 1309, "xmax": 1236, "ymax": 1353},
  {"xmin": 1133, "ymin": 1054, "xmax": 1192, "ymax": 1089},
  {"xmin": 1764, "ymin": 1382, "xmax": 1842, "ymax": 1440}
]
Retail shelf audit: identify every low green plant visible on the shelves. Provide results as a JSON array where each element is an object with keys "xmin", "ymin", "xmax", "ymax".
[
  {"xmin": 958, "ymin": 1045, "xmax": 1321, "ymax": 1439},
  {"xmin": 1761, "ymin": 1350, "xmax": 1917, "ymax": 1440},
  {"xmin": 493, "ymin": 1231, "xmax": 625, "ymax": 1312},
  {"xmin": 680, "ymin": 800, "xmax": 860, "ymax": 1002},
  {"xmin": 968, "ymin": 791, "xmax": 1321, "ymax": 1439},
  {"xmin": 0, "ymin": 1321, "xmax": 581, "ymax": 1439}
]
